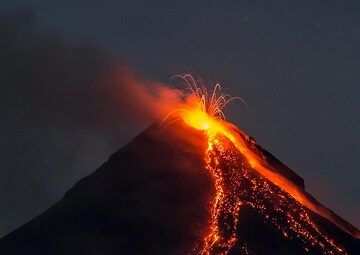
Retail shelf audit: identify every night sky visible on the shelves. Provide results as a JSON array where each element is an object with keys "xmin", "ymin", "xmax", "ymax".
[{"xmin": 1, "ymin": 1, "xmax": 359, "ymax": 237}]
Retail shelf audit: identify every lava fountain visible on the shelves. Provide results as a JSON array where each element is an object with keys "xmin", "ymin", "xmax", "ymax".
[{"xmin": 161, "ymin": 74, "xmax": 359, "ymax": 255}]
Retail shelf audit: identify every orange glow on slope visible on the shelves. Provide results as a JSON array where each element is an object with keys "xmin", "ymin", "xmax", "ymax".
[{"xmin": 161, "ymin": 74, "xmax": 358, "ymax": 254}]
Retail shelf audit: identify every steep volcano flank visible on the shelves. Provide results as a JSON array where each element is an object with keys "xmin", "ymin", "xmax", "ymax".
[
  {"xmin": 0, "ymin": 121, "xmax": 359, "ymax": 255},
  {"xmin": 198, "ymin": 133, "xmax": 348, "ymax": 255},
  {"xmin": 0, "ymin": 123, "xmax": 214, "ymax": 255}
]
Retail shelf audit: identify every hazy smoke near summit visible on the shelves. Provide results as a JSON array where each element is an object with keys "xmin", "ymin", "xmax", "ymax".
[{"xmin": 0, "ymin": 9, "xmax": 180, "ymax": 237}]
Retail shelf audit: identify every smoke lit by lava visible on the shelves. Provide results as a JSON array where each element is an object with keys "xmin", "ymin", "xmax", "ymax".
[{"xmin": 161, "ymin": 74, "xmax": 359, "ymax": 255}]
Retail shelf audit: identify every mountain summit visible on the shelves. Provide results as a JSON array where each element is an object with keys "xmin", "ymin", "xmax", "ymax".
[{"xmin": 0, "ymin": 122, "xmax": 359, "ymax": 255}]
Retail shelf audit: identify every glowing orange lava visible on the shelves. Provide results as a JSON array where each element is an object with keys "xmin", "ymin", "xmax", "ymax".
[{"xmin": 161, "ymin": 74, "xmax": 358, "ymax": 254}]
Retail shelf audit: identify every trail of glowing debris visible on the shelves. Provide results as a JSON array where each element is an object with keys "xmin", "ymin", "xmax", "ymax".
[
  {"xmin": 161, "ymin": 74, "xmax": 357, "ymax": 253},
  {"xmin": 172, "ymin": 80, "xmax": 358, "ymax": 239},
  {"xmin": 199, "ymin": 130, "xmax": 346, "ymax": 254},
  {"xmin": 199, "ymin": 131, "xmax": 243, "ymax": 255},
  {"xmin": 203, "ymin": 119, "xmax": 357, "ymax": 240},
  {"xmin": 180, "ymin": 109, "xmax": 324, "ymax": 222}
]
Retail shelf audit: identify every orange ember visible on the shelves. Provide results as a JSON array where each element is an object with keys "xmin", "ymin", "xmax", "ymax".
[{"xmin": 161, "ymin": 74, "xmax": 358, "ymax": 254}]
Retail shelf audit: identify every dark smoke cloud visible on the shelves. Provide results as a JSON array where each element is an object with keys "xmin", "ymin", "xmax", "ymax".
[
  {"xmin": 0, "ymin": 9, "xmax": 179, "ymax": 237},
  {"xmin": 1, "ymin": 8, "xmax": 181, "ymax": 131}
]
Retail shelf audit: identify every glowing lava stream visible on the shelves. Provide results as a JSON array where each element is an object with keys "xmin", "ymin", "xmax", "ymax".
[{"xmin": 161, "ymin": 74, "xmax": 359, "ymax": 253}]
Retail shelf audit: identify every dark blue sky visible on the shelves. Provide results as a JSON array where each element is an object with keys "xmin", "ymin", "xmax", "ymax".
[{"xmin": 1, "ymin": 0, "xmax": 359, "ymax": 236}]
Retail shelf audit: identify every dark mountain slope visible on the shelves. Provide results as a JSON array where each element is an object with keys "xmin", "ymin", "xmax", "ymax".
[
  {"xmin": 0, "ymin": 123, "xmax": 213, "ymax": 255},
  {"xmin": 0, "ymin": 122, "xmax": 359, "ymax": 255}
]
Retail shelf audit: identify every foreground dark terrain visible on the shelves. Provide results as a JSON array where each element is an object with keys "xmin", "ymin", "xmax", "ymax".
[{"xmin": 0, "ymin": 122, "xmax": 359, "ymax": 254}]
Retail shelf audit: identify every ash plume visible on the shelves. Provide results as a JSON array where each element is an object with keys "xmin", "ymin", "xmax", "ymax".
[{"xmin": 0, "ymin": 9, "xmax": 180, "ymax": 237}]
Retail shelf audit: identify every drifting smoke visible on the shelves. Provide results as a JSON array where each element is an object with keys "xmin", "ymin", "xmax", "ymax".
[
  {"xmin": 102, "ymin": 67, "xmax": 182, "ymax": 123},
  {"xmin": 0, "ymin": 9, "xmax": 181, "ymax": 236},
  {"xmin": 1, "ymin": 9, "xmax": 183, "ymax": 135}
]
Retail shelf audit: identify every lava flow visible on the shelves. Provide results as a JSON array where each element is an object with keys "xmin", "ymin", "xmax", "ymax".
[{"xmin": 161, "ymin": 74, "xmax": 358, "ymax": 255}]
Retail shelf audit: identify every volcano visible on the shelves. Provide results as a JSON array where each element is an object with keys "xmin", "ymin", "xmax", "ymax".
[
  {"xmin": 1, "ymin": 75, "xmax": 360, "ymax": 255},
  {"xmin": 0, "ymin": 121, "xmax": 359, "ymax": 255}
]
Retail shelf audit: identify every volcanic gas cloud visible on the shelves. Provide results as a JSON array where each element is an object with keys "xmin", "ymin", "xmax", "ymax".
[{"xmin": 161, "ymin": 74, "xmax": 360, "ymax": 255}]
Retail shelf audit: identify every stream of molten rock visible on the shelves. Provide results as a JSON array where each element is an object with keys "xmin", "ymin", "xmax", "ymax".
[
  {"xmin": 182, "ymin": 107, "xmax": 334, "ymax": 226},
  {"xmin": 174, "ymin": 101, "xmax": 358, "ymax": 254}
]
